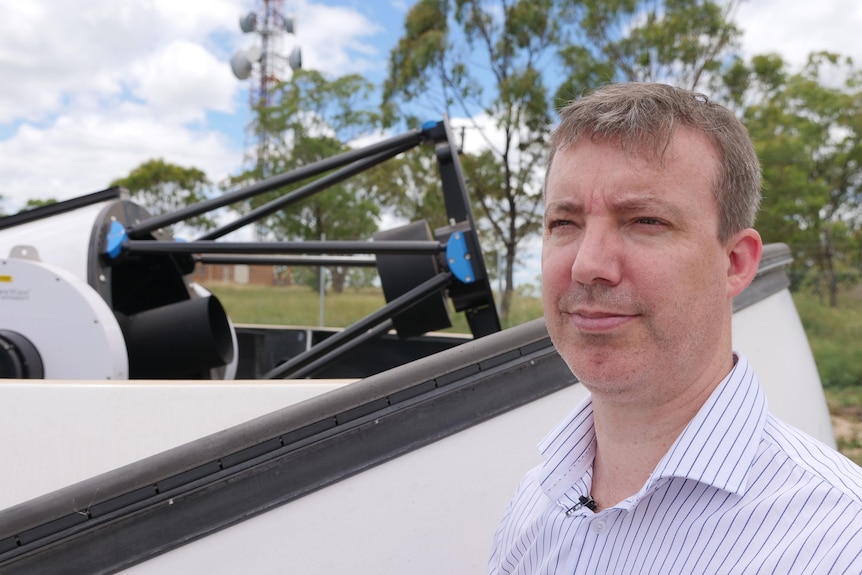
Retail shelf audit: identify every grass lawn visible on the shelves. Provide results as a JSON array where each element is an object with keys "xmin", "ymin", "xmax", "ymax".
[
  {"xmin": 792, "ymin": 291, "xmax": 862, "ymax": 464},
  {"xmin": 204, "ymin": 282, "xmax": 544, "ymax": 332}
]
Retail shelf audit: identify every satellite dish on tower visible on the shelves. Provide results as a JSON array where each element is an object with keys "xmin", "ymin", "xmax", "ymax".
[
  {"xmin": 239, "ymin": 12, "xmax": 257, "ymax": 33},
  {"xmin": 229, "ymin": 51, "xmax": 253, "ymax": 80},
  {"xmin": 246, "ymin": 45, "xmax": 262, "ymax": 63},
  {"xmin": 288, "ymin": 46, "xmax": 302, "ymax": 71}
]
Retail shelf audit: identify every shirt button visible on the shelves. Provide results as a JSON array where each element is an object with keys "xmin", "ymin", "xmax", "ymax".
[{"xmin": 593, "ymin": 520, "xmax": 606, "ymax": 534}]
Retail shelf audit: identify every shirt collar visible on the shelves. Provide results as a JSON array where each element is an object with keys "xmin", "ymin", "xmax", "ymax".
[
  {"xmin": 650, "ymin": 354, "xmax": 766, "ymax": 496},
  {"xmin": 537, "ymin": 354, "xmax": 767, "ymax": 502},
  {"xmin": 537, "ymin": 395, "xmax": 596, "ymax": 501}
]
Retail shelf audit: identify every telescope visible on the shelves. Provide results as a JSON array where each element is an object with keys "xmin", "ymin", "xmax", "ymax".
[{"xmin": 0, "ymin": 118, "xmax": 500, "ymax": 381}]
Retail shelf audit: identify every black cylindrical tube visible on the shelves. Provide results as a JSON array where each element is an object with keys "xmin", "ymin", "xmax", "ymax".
[{"xmin": 119, "ymin": 296, "xmax": 234, "ymax": 379}]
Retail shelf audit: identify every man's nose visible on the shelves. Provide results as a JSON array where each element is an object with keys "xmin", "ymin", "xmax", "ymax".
[{"xmin": 570, "ymin": 224, "xmax": 622, "ymax": 287}]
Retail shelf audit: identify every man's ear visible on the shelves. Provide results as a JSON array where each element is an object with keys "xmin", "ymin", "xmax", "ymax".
[{"xmin": 726, "ymin": 228, "xmax": 763, "ymax": 299}]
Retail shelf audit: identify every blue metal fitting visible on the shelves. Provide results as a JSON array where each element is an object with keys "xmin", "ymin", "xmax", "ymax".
[
  {"xmin": 105, "ymin": 220, "xmax": 128, "ymax": 260},
  {"xmin": 421, "ymin": 119, "xmax": 445, "ymax": 142},
  {"xmin": 446, "ymin": 231, "xmax": 476, "ymax": 284}
]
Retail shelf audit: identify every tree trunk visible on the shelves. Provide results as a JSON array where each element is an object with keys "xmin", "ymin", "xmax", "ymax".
[
  {"xmin": 824, "ymin": 234, "xmax": 838, "ymax": 308},
  {"xmin": 499, "ymin": 243, "xmax": 517, "ymax": 321},
  {"xmin": 330, "ymin": 266, "xmax": 346, "ymax": 294}
]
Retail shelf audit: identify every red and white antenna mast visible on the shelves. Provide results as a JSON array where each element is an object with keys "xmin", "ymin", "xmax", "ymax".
[{"xmin": 230, "ymin": 0, "xmax": 301, "ymax": 176}]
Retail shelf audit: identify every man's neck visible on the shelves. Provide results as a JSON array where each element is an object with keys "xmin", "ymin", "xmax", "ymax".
[
  {"xmin": 588, "ymin": 400, "xmax": 696, "ymax": 510},
  {"xmin": 586, "ymin": 357, "xmax": 734, "ymax": 511}
]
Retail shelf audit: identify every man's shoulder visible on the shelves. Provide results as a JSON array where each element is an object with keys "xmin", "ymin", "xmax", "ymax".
[{"xmin": 762, "ymin": 413, "xmax": 862, "ymax": 506}]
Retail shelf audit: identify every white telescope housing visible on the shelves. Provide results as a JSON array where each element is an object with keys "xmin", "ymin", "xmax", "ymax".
[{"xmin": 0, "ymin": 188, "xmax": 237, "ymax": 380}]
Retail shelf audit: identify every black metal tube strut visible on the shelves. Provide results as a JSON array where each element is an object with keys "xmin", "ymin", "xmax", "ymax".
[
  {"xmin": 121, "ymin": 240, "xmax": 444, "ymax": 257},
  {"xmin": 125, "ymin": 128, "xmax": 425, "ymax": 238},
  {"xmin": 0, "ymin": 187, "xmax": 123, "ymax": 231},
  {"xmin": 198, "ymin": 145, "xmax": 417, "ymax": 241},
  {"xmin": 263, "ymin": 271, "xmax": 453, "ymax": 379},
  {"xmin": 195, "ymin": 255, "xmax": 377, "ymax": 268},
  {"xmin": 289, "ymin": 320, "xmax": 395, "ymax": 379}
]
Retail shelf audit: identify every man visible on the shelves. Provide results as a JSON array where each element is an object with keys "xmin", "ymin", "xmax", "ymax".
[{"xmin": 488, "ymin": 83, "xmax": 862, "ymax": 574}]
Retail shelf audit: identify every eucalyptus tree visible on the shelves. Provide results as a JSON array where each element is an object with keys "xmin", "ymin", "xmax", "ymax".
[
  {"xmin": 228, "ymin": 69, "xmax": 385, "ymax": 292},
  {"xmin": 724, "ymin": 52, "xmax": 862, "ymax": 306},
  {"xmin": 384, "ymin": 0, "xmax": 743, "ymax": 319},
  {"xmin": 386, "ymin": 0, "xmax": 561, "ymax": 319},
  {"xmin": 556, "ymin": 0, "xmax": 743, "ymax": 98},
  {"xmin": 111, "ymin": 158, "xmax": 215, "ymax": 233}
]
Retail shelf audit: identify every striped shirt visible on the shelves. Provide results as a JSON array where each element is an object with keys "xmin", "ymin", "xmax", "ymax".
[{"xmin": 488, "ymin": 355, "xmax": 862, "ymax": 574}]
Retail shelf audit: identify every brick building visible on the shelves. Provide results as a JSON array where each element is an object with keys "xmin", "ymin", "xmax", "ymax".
[{"xmin": 191, "ymin": 263, "xmax": 280, "ymax": 286}]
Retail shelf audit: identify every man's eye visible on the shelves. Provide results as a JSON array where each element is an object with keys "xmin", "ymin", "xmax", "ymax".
[{"xmin": 635, "ymin": 217, "xmax": 662, "ymax": 226}]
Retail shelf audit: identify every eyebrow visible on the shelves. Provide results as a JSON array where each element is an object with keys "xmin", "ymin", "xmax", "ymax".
[
  {"xmin": 544, "ymin": 195, "xmax": 684, "ymax": 220},
  {"xmin": 610, "ymin": 196, "xmax": 684, "ymax": 220},
  {"xmin": 544, "ymin": 200, "xmax": 580, "ymax": 216}
]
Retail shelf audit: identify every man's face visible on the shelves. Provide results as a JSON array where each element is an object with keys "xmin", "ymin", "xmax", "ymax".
[{"xmin": 542, "ymin": 128, "xmax": 735, "ymax": 404}]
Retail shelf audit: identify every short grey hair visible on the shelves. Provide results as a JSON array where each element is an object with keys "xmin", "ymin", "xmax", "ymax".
[{"xmin": 547, "ymin": 83, "xmax": 761, "ymax": 242}]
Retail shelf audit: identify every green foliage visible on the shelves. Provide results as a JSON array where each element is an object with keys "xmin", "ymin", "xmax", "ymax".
[
  {"xmin": 502, "ymin": 289, "xmax": 545, "ymax": 327},
  {"xmin": 793, "ymin": 291, "xmax": 862, "ymax": 388},
  {"xmin": 556, "ymin": 0, "xmax": 742, "ymax": 100},
  {"xmin": 111, "ymin": 158, "xmax": 214, "ymax": 232},
  {"xmin": 385, "ymin": 0, "xmax": 559, "ymax": 319},
  {"xmin": 256, "ymin": 70, "xmax": 382, "ymax": 152},
  {"xmin": 384, "ymin": 0, "xmax": 451, "ymax": 109},
  {"xmin": 20, "ymin": 198, "xmax": 58, "ymax": 211},
  {"xmin": 229, "ymin": 70, "xmax": 388, "ymax": 293},
  {"xmin": 385, "ymin": 0, "xmax": 741, "ymax": 321},
  {"xmin": 366, "ymin": 146, "xmax": 449, "ymax": 233},
  {"xmin": 826, "ymin": 386, "xmax": 862, "ymax": 414},
  {"xmin": 725, "ymin": 52, "xmax": 862, "ymax": 305},
  {"xmin": 815, "ymin": 340, "xmax": 862, "ymax": 389},
  {"xmin": 790, "ymin": 245, "xmax": 862, "ymax": 298},
  {"xmin": 345, "ymin": 267, "xmax": 379, "ymax": 290}
]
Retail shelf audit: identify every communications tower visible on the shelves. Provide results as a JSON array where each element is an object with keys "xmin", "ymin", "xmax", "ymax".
[{"xmin": 230, "ymin": 0, "xmax": 301, "ymax": 176}]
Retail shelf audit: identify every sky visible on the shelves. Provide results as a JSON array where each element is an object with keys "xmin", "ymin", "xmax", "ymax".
[
  {"xmin": 1, "ymin": 0, "xmax": 862, "ymax": 278},
  {"xmin": 0, "ymin": 0, "xmax": 409, "ymax": 214}
]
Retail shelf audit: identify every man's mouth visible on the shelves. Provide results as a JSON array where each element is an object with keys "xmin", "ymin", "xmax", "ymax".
[{"xmin": 568, "ymin": 309, "xmax": 636, "ymax": 332}]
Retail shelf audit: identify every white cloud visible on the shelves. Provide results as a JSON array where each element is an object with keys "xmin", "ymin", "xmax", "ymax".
[
  {"xmin": 0, "ymin": 0, "xmax": 248, "ymax": 125},
  {"xmin": 737, "ymin": 0, "xmax": 862, "ymax": 68},
  {"xmin": 5, "ymin": 0, "xmax": 860, "ymax": 222},
  {"xmin": 0, "ymin": 0, "xmax": 251, "ymax": 211},
  {"xmin": 294, "ymin": 0, "xmax": 383, "ymax": 75},
  {"xmin": 129, "ymin": 40, "xmax": 237, "ymax": 121},
  {"xmin": 0, "ymin": 110, "xmax": 241, "ymax": 205},
  {"xmin": 0, "ymin": 0, "xmax": 390, "ymax": 213},
  {"xmin": 150, "ymin": 0, "xmax": 246, "ymax": 40}
]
